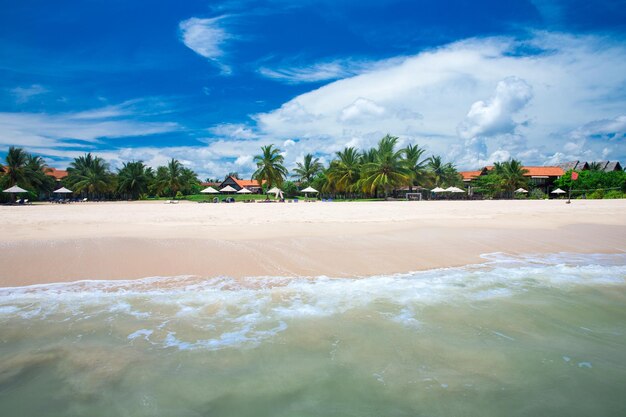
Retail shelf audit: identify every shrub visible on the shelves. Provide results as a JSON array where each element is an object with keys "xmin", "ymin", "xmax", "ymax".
[
  {"xmin": 588, "ymin": 189, "xmax": 605, "ymax": 199},
  {"xmin": 175, "ymin": 191, "xmax": 184, "ymax": 200},
  {"xmin": 604, "ymin": 190, "xmax": 624, "ymax": 199},
  {"xmin": 529, "ymin": 188, "xmax": 545, "ymax": 200}
]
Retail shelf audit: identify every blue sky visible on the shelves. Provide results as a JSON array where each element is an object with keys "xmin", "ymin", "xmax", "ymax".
[{"xmin": 1, "ymin": 0, "xmax": 625, "ymax": 178}]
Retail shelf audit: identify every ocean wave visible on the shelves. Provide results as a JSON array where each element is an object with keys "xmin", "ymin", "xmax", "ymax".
[{"xmin": 1, "ymin": 252, "xmax": 624, "ymax": 351}]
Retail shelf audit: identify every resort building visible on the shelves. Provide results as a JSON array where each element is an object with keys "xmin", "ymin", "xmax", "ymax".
[
  {"xmin": 218, "ymin": 176, "xmax": 265, "ymax": 193},
  {"xmin": 459, "ymin": 165, "xmax": 566, "ymax": 194},
  {"xmin": 557, "ymin": 160, "xmax": 623, "ymax": 172},
  {"xmin": 46, "ymin": 168, "xmax": 68, "ymax": 182}
]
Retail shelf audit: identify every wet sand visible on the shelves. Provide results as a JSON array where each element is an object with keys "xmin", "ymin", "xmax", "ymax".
[{"xmin": 1, "ymin": 199, "xmax": 625, "ymax": 286}]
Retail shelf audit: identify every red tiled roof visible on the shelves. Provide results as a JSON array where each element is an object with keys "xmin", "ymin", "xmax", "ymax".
[
  {"xmin": 233, "ymin": 178, "xmax": 265, "ymax": 188},
  {"xmin": 484, "ymin": 165, "xmax": 564, "ymax": 177},
  {"xmin": 522, "ymin": 166, "xmax": 565, "ymax": 177},
  {"xmin": 47, "ymin": 168, "xmax": 68, "ymax": 179},
  {"xmin": 460, "ymin": 170, "xmax": 484, "ymax": 180}
]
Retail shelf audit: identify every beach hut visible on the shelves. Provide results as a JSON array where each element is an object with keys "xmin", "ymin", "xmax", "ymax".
[
  {"xmin": 53, "ymin": 187, "xmax": 73, "ymax": 194},
  {"xmin": 200, "ymin": 186, "xmax": 219, "ymax": 194},
  {"xmin": 267, "ymin": 187, "xmax": 283, "ymax": 200},
  {"xmin": 301, "ymin": 186, "xmax": 318, "ymax": 201},
  {"xmin": 236, "ymin": 187, "xmax": 252, "ymax": 194}
]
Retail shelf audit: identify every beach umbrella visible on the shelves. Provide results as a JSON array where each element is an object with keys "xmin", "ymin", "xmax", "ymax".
[
  {"xmin": 445, "ymin": 186, "xmax": 465, "ymax": 193},
  {"xmin": 220, "ymin": 185, "xmax": 237, "ymax": 193},
  {"xmin": 3, "ymin": 185, "xmax": 28, "ymax": 194},
  {"xmin": 430, "ymin": 187, "xmax": 446, "ymax": 193},
  {"xmin": 53, "ymin": 187, "xmax": 73, "ymax": 194},
  {"xmin": 515, "ymin": 188, "xmax": 528, "ymax": 193},
  {"xmin": 200, "ymin": 186, "xmax": 219, "ymax": 194},
  {"xmin": 236, "ymin": 187, "xmax": 252, "ymax": 194},
  {"xmin": 301, "ymin": 186, "xmax": 318, "ymax": 193},
  {"xmin": 551, "ymin": 188, "xmax": 566, "ymax": 194},
  {"xmin": 267, "ymin": 186, "xmax": 282, "ymax": 195}
]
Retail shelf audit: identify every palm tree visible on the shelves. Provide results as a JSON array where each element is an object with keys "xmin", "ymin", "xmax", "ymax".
[
  {"xmin": 588, "ymin": 162, "xmax": 604, "ymax": 171},
  {"xmin": 180, "ymin": 167, "xmax": 200, "ymax": 194},
  {"xmin": 403, "ymin": 143, "xmax": 429, "ymax": 192},
  {"xmin": 24, "ymin": 154, "xmax": 54, "ymax": 194},
  {"xmin": 2, "ymin": 146, "xmax": 29, "ymax": 187},
  {"xmin": 327, "ymin": 147, "xmax": 361, "ymax": 195},
  {"xmin": 292, "ymin": 154, "xmax": 322, "ymax": 184},
  {"xmin": 359, "ymin": 134, "xmax": 412, "ymax": 197},
  {"xmin": 66, "ymin": 153, "xmax": 112, "ymax": 198},
  {"xmin": 427, "ymin": 156, "xmax": 459, "ymax": 187},
  {"xmin": 493, "ymin": 159, "xmax": 528, "ymax": 198},
  {"xmin": 117, "ymin": 161, "xmax": 152, "ymax": 199},
  {"xmin": 252, "ymin": 145, "xmax": 288, "ymax": 188}
]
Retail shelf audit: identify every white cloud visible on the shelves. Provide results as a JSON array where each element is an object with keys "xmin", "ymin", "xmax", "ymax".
[
  {"xmin": 0, "ymin": 101, "xmax": 180, "ymax": 149},
  {"xmin": 208, "ymin": 123, "xmax": 257, "ymax": 140},
  {"xmin": 258, "ymin": 57, "xmax": 405, "ymax": 84},
  {"xmin": 457, "ymin": 77, "xmax": 533, "ymax": 140},
  {"xmin": 179, "ymin": 16, "xmax": 232, "ymax": 74},
  {"xmin": 339, "ymin": 98, "xmax": 386, "ymax": 123},
  {"xmin": 250, "ymin": 32, "xmax": 626, "ymax": 169},
  {"xmin": 11, "ymin": 84, "xmax": 48, "ymax": 104}
]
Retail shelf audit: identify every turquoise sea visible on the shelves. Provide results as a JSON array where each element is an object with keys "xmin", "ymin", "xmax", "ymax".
[{"xmin": 1, "ymin": 253, "xmax": 625, "ymax": 416}]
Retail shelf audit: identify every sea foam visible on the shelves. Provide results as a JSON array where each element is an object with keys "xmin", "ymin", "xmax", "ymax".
[{"xmin": 0, "ymin": 252, "xmax": 624, "ymax": 351}]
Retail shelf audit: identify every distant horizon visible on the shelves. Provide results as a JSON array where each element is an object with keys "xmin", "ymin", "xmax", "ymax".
[{"xmin": 1, "ymin": 0, "xmax": 625, "ymax": 179}]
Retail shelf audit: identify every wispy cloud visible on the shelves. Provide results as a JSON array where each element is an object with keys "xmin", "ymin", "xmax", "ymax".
[
  {"xmin": 0, "ymin": 99, "xmax": 180, "ymax": 149},
  {"xmin": 257, "ymin": 58, "xmax": 403, "ymax": 84},
  {"xmin": 179, "ymin": 16, "xmax": 233, "ymax": 74},
  {"xmin": 11, "ymin": 84, "xmax": 48, "ymax": 104}
]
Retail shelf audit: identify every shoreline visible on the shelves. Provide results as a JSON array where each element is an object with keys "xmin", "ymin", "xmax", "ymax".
[{"xmin": 1, "ymin": 200, "xmax": 625, "ymax": 287}]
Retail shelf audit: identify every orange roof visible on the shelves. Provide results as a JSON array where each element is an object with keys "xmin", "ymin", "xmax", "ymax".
[
  {"xmin": 484, "ymin": 165, "xmax": 564, "ymax": 177},
  {"xmin": 460, "ymin": 170, "xmax": 484, "ymax": 180},
  {"xmin": 47, "ymin": 168, "xmax": 68, "ymax": 179},
  {"xmin": 522, "ymin": 166, "xmax": 565, "ymax": 177},
  {"xmin": 233, "ymin": 178, "xmax": 265, "ymax": 188}
]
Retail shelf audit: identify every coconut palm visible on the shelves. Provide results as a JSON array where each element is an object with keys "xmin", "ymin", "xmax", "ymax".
[
  {"xmin": 24, "ymin": 154, "xmax": 54, "ymax": 194},
  {"xmin": 588, "ymin": 162, "xmax": 604, "ymax": 171},
  {"xmin": 252, "ymin": 145, "xmax": 288, "ymax": 188},
  {"xmin": 327, "ymin": 147, "xmax": 361, "ymax": 194},
  {"xmin": 2, "ymin": 146, "xmax": 29, "ymax": 187},
  {"xmin": 359, "ymin": 134, "xmax": 412, "ymax": 197},
  {"xmin": 427, "ymin": 156, "xmax": 459, "ymax": 187},
  {"xmin": 493, "ymin": 159, "xmax": 528, "ymax": 198},
  {"xmin": 117, "ymin": 161, "xmax": 152, "ymax": 199},
  {"xmin": 291, "ymin": 154, "xmax": 323, "ymax": 184},
  {"xmin": 403, "ymin": 143, "xmax": 429, "ymax": 192},
  {"xmin": 66, "ymin": 153, "xmax": 112, "ymax": 197}
]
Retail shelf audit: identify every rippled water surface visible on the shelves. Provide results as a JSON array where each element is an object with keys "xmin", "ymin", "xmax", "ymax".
[{"xmin": 1, "ymin": 253, "xmax": 625, "ymax": 416}]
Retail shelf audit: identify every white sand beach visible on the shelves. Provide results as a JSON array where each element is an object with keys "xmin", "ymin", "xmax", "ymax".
[{"xmin": 1, "ymin": 199, "xmax": 625, "ymax": 286}]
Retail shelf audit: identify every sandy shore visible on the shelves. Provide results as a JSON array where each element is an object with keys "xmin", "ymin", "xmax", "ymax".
[{"xmin": 1, "ymin": 199, "xmax": 625, "ymax": 286}]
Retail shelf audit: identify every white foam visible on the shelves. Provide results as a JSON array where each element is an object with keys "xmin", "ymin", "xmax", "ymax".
[{"xmin": 1, "ymin": 252, "xmax": 624, "ymax": 351}]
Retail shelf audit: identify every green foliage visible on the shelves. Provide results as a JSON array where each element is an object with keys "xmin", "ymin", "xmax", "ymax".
[
  {"xmin": 603, "ymin": 190, "xmax": 624, "ymax": 199},
  {"xmin": 0, "ymin": 147, "xmax": 55, "ymax": 199},
  {"xmin": 291, "ymin": 154, "xmax": 322, "ymax": 184},
  {"xmin": 427, "ymin": 156, "xmax": 460, "ymax": 187},
  {"xmin": 281, "ymin": 180, "xmax": 299, "ymax": 198},
  {"xmin": 117, "ymin": 161, "xmax": 152, "ymax": 199},
  {"xmin": 472, "ymin": 160, "xmax": 528, "ymax": 198},
  {"xmin": 359, "ymin": 134, "xmax": 412, "ymax": 197},
  {"xmin": 529, "ymin": 188, "xmax": 546, "ymax": 200},
  {"xmin": 252, "ymin": 145, "xmax": 288, "ymax": 188},
  {"xmin": 555, "ymin": 170, "xmax": 626, "ymax": 196},
  {"xmin": 175, "ymin": 191, "xmax": 184, "ymax": 200},
  {"xmin": 66, "ymin": 153, "xmax": 113, "ymax": 197}
]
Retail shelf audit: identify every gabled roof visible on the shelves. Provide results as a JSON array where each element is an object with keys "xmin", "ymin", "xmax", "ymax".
[
  {"xmin": 46, "ymin": 168, "xmax": 68, "ymax": 180},
  {"xmin": 234, "ymin": 178, "xmax": 263, "ymax": 188},
  {"xmin": 603, "ymin": 161, "xmax": 622, "ymax": 172},
  {"xmin": 557, "ymin": 161, "xmax": 585, "ymax": 171}
]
